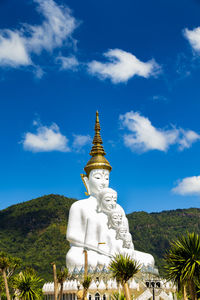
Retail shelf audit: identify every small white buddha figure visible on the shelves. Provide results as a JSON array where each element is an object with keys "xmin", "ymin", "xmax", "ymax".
[
  {"xmin": 116, "ymin": 225, "xmax": 129, "ymax": 240},
  {"xmin": 107, "ymin": 209, "xmax": 123, "ymax": 229},
  {"xmin": 98, "ymin": 188, "xmax": 129, "ymax": 231},
  {"xmin": 122, "ymin": 232, "xmax": 134, "ymax": 249},
  {"xmin": 97, "ymin": 187, "xmax": 117, "ymax": 213},
  {"xmin": 95, "ymin": 188, "xmax": 128, "ymax": 264}
]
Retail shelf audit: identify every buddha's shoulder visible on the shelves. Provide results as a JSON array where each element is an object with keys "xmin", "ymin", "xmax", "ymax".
[{"xmin": 70, "ymin": 197, "xmax": 97, "ymax": 210}]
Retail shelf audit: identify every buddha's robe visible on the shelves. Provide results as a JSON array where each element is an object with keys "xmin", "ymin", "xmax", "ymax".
[
  {"xmin": 66, "ymin": 196, "xmax": 127, "ymax": 269},
  {"xmin": 66, "ymin": 195, "xmax": 155, "ymax": 270}
]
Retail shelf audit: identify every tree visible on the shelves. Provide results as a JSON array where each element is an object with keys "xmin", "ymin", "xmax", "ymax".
[
  {"xmin": 0, "ymin": 251, "xmax": 21, "ymax": 300},
  {"xmin": 81, "ymin": 249, "xmax": 91, "ymax": 300},
  {"xmin": 109, "ymin": 254, "xmax": 141, "ymax": 300},
  {"xmin": 0, "ymin": 254, "xmax": 11, "ymax": 300},
  {"xmin": 82, "ymin": 275, "xmax": 92, "ymax": 300},
  {"xmin": 164, "ymin": 232, "xmax": 200, "ymax": 300},
  {"xmin": 57, "ymin": 267, "xmax": 69, "ymax": 300},
  {"xmin": 52, "ymin": 263, "xmax": 58, "ymax": 300},
  {"xmin": 0, "ymin": 275, "xmax": 4, "ymax": 300},
  {"xmin": 13, "ymin": 269, "xmax": 43, "ymax": 300}
]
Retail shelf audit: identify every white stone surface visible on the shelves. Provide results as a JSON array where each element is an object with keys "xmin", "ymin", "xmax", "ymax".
[
  {"xmin": 136, "ymin": 289, "xmax": 152, "ymax": 300},
  {"xmin": 66, "ymin": 169, "xmax": 155, "ymax": 270},
  {"xmin": 129, "ymin": 278, "xmax": 138, "ymax": 289},
  {"xmin": 89, "ymin": 280, "xmax": 98, "ymax": 290}
]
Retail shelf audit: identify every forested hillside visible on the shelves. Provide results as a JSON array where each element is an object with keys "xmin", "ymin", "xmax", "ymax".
[
  {"xmin": 0, "ymin": 194, "xmax": 200, "ymax": 281},
  {"xmin": 128, "ymin": 208, "xmax": 200, "ymax": 271},
  {"xmin": 0, "ymin": 194, "xmax": 75, "ymax": 281}
]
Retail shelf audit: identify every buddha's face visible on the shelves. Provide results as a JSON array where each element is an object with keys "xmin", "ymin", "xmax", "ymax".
[
  {"xmin": 123, "ymin": 233, "xmax": 133, "ymax": 249},
  {"xmin": 88, "ymin": 169, "xmax": 109, "ymax": 196},
  {"xmin": 117, "ymin": 227, "xmax": 128, "ymax": 239},
  {"xmin": 101, "ymin": 192, "xmax": 117, "ymax": 213},
  {"xmin": 123, "ymin": 240, "xmax": 132, "ymax": 249},
  {"xmin": 110, "ymin": 212, "xmax": 123, "ymax": 228}
]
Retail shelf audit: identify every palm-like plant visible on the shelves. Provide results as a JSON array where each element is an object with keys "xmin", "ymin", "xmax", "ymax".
[
  {"xmin": 13, "ymin": 269, "xmax": 43, "ymax": 300},
  {"xmin": 164, "ymin": 232, "xmax": 200, "ymax": 300},
  {"xmin": 0, "ymin": 252, "xmax": 21, "ymax": 300},
  {"xmin": 111, "ymin": 292, "xmax": 126, "ymax": 300},
  {"xmin": 82, "ymin": 275, "xmax": 92, "ymax": 300},
  {"xmin": 109, "ymin": 254, "xmax": 141, "ymax": 300},
  {"xmin": 0, "ymin": 255, "xmax": 10, "ymax": 300},
  {"xmin": 57, "ymin": 267, "xmax": 69, "ymax": 300}
]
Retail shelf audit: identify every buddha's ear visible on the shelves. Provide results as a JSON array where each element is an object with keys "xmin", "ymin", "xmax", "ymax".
[
  {"xmin": 116, "ymin": 231, "xmax": 119, "ymax": 240},
  {"xmin": 107, "ymin": 222, "xmax": 112, "ymax": 229},
  {"xmin": 96, "ymin": 205, "xmax": 101, "ymax": 213},
  {"xmin": 80, "ymin": 174, "xmax": 90, "ymax": 196}
]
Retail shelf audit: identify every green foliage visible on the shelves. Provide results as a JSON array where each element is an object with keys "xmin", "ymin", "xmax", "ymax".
[
  {"xmin": 57, "ymin": 267, "xmax": 69, "ymax": 284},
  {"xmin": 0, "ymin": 251, "xmax": 21, "ymax": 275},
  {"xmin": 0, "ymin": 251, "xmax": 22, "ymax": 299},
  {"xmin": 0, "ymin": 252, "xmax": 10, "ymax": 271},
  {"xmin": 109, "ymin": 254, "xmax": 141, "ymax": 285},
  {"xmin": 164, "ymin": 232, "xmax": 200, "ymax": 284},
  {"xmin": 164, "ymin": 232, "xmax": 200, "ymax": 300},
  {"xmin": 0, "ymin": 293, "xmax": 7, "ymax": 300},
  {"xmin": 0, "ymin": 194, "xmax": 75, "ymax": 281},
  {"xmin": 0, "ymin": 275, "xmax": 4, "ymax": 292},
  {"xmin": 112, "ymin": 292, "xmax": 126, "ymax": 300},
  {"xmin": 13, "ymin": 269, "xmax": 43, "ymax": 300},
  {"xmin": 127, "ymin": 208, "xmax": 200, "ymax": 274},
  {"xmin": 82, "ymin": 276, "xmax": 92, "ymax": 290}
]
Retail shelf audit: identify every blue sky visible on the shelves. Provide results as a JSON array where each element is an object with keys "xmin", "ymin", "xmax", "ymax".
[{"xmin": 1, "ymin": 0, "xmax": 200, "ymax": 213}]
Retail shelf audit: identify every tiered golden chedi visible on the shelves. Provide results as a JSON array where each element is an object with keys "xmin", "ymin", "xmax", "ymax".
[{"xmin": 84, "ymin": 111, "xmax": 112, "ymax": 176}]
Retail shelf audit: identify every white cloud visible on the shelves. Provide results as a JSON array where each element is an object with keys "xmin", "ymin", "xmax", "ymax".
[
  {"xmin": 0, "ymin": 30, "xmax": 30, "ymax": 67},
  {"xmin": 26, "ymin": 0, "xmax": 77, "ymax": 54},
  {"xmin": 184, "ymin": 27, "xmax": 200, "ymax": 53},
  {"xmin": 72, "ymin": 134, "xmax": 91, "ymax": 150},
  {"xmin": 23, "ymin": 122, "xmax": 70, "ymax": 152},
  {"xmin": 56, "ymin": 55, "xmax": 79, "ymax": 70},
  {"xmin": 120, "ymin": 111, "xmax": 178, "ymax": 152},
  {"xmin": 120, "ymin": 111, "xmax": 200, "ymax": 153},
  {"xmin": 34, "ymin": 65, "xmax": 45, "ymax": 78},
  {"xmin": 88, "ymin": 49, "xmax": 160, "ymax": 83},
  {"xmin": 178, "ymin": 129, "xmax": 200, "ymax": 150},
  {"xmin": 0, "ymin": 0, "xmax": 77, "ymax": 68},
  {"xmin": 172, "ymin": 176, "xmax": 200, "ymax": 195}
]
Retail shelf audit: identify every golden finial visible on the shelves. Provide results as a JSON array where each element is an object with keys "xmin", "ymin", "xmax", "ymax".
[
  {"xmin": 83, "ymin": 111, "xmax": 112, "ymax": 177},
  {"xmin": 90, "ymin": 111, "xmax": 106, "ymax": 156}
]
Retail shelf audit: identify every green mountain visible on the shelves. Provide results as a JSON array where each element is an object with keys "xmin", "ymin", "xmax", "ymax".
[
  {"xmin": 0, "ymin": 194, "xmax": 200, "ymax": 280},
  {"xmin": 0, "ymin": 194, "xmax": 75, "ymax": 281},
  {"xmin": 128, "ymin": 208, "xmax": 200, "ymax": 272}
]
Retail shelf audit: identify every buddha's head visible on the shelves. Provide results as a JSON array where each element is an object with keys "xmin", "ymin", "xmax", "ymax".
[
  {"xmin": 116, "ymin": 225, "xmax": 128, "ymax": 240},
  {"xmin": 97, "ymin": 187, "xmax": 117, "ymax": 213},
  {"xmin": 81, "ymin": 111, "xmax": 112, "ymax": 196},
  {"xmin": 107, "ymin": 209, "xmax": 123, "ymax": 229},
  {"xmin": 122, "ymin": 233, "xmax": 134, "ymax": 249},
  {"xmin": 83, "ymin": 169, "xmax": 110, "ymax": 197}
]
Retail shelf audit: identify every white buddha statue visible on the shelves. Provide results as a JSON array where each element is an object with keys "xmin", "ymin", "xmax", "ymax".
[{"xmin": 66, "ymin": 111, "xmax": 155, "ymax": 271}]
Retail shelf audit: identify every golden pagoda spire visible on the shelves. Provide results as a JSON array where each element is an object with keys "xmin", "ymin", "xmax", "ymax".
[
  {"xmin": 84, "ymin": 111, "xmax": 112, "ymax": 177},
  {"xmin": 90, "ymin": 111, "xmax": 106, "ymax": 157}
]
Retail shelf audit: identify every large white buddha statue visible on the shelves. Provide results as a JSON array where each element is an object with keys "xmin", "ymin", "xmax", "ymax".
[{"xmin": 66, "ymin": 112, "xmax": 154, "ymax": 271}]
